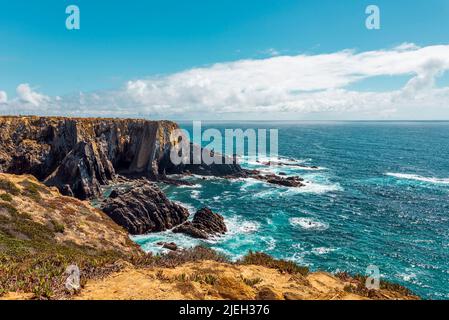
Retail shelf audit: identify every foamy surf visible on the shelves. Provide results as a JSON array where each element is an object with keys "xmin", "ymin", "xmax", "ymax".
[
  {"xmin": 289, "ymin": 217, "xmax": 329, "ymax": 231},
  {"xmin": 225, "ymin": 216, "xmax": 260, "ymax": 235},
  {"xmin": 386, "ymin": 173, "xmax": 449, "ymax": 185},
  {"xmin": 311, "ymin": 247, "xmax": 336, "ymax": 255}
]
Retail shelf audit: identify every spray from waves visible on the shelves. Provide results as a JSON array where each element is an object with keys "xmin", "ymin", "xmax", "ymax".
[
  {"xmin": 294, "ymin": 181, "xmax": 343, "ymax": 194},
  {"xmin": 191, "ymin": 190, "xmax": 201, "ymax": 200},
  {"xmin": 237, "ymin": 155, "xmax": 312, "ymax": 170},
  {"xmin": 311, "ymin": 247, "xmax": 336, "ymax": 255},
  {"xmin": 131, "ymin": 231, "xmax": 201, "ymax": 254},
  {"xmin": 177, "ymin": 184, "xmax": 203, "ymax": 189},
  {"xmin": 225, "ymin": 216, "xmax": 260, "ymax": 235},
  {"xmin": 244, "ymin": 180, "xmax": 343, "ymax": 198},
  {"xmin": 386, "ymin": 173, "xmax": 449, "ymax": 185},
  {"xmin": 289, "ymin": 217, "xmax": 329, "ymax": 231}
]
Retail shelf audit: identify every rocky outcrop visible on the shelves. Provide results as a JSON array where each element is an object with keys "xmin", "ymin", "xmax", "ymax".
[
  {"xmin": 173, "ymin": 207, "xmax": 227, "ymax": 239},
  {"xmin": 0, "ymin": 116, "xmax": 242, "ymax": 199},
  {"xmin": 156, "ymin": 241, "xmax": 178, "ymax": 251},
  {"xmin": 161, "ymin": 143, "xmax": 243, "ymax": 177},
  {"xmin": 99, "ymin": 179, "xmax": 190, "ymax": 235},
  {"xmin": 44, "ymin": 141, "xmax": 114, "ymax": 199},
  {"xmin": 227, "ymin": 169, "xmax": 306, "ymax": 188}
]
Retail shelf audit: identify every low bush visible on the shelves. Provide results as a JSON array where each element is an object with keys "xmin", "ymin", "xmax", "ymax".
[
  {"xmin": 0, "ymin": 193, "xmax": 13, "ymax": 202},
  {"xmin": 238, "ymin": 251, "xmax": 309, "ymax": 276},
  {"xmin": 0, "ymin": 178, "xmax": 20, "ymax": 196}
]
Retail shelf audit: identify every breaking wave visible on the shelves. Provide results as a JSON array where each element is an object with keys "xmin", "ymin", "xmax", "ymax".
[{"xmin": 386, "ymin": 173, "xmax": 449, "ymax": 185}]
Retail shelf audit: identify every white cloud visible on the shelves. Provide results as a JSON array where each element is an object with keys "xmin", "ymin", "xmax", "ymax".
[
  {"xmin": 119, "ymin": 43, "xmax": 449, "ymax": 118},
  {"xmin": 0, "ymin": 91, "xmax": 7, "ymax": 104},
  {"xmin": 2, "ymin": 43, "xmax": 449, "ymax": 119},
  {"xmin": 16, "ymin": 83, "xmax": 49, "ymax": 107}
]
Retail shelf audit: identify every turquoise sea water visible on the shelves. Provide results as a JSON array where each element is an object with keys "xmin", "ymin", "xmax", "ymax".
[{"xmin": 133, "ymin": 121, "xmax": 449, "ymax": 299}]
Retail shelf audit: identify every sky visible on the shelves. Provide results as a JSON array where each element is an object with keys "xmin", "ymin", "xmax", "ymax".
[{"xmin": 0, "ymin": 0, "xmax": 449, "ymax": 120}]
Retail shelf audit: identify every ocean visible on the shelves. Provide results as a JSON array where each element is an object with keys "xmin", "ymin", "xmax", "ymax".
[{"xmin": 132, "ymin": 121, "xmax": 449, "ymax": 299}]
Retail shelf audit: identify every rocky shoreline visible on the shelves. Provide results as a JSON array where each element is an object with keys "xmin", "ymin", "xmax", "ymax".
[
  {"xmin": 0, "ymin": 116, "xmax": 419, "ymax": 300},
  {"xmin": 0, "ymin": 116, "xmax": 306, "ymax": 241}
]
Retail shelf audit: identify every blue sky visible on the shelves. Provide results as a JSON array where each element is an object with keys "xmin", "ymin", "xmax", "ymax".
[{"xmin": 1, "ymin": 0, "xmax": 449, "ymax": 119}]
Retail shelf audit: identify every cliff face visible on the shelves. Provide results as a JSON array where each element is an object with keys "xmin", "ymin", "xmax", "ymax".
[
  {"xmin": 0, "ymin": 116, "xmax": 240, "ymax": 200},
  {"xmin": 0, "ymin": 116, "xmax": 178, "ymax": 199}
]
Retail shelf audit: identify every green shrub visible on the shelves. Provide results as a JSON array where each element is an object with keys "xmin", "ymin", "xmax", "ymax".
[
  {"xmin": 0, "ymin": 193, "xmax": 13, "ymax": 202},
  {"xmin": 241, "ymin": 276, "xmax": 263, "ymax": 287},
  {"xmin": 0, "ymin": 201, "xmax": 18, "ymax": 215},
  {"xmin": 51, "ymin": 220, "xmax": 65, "ymax": 233},
  {"xmin": 0, "ymin": 179, "xmax": 20, "ymax": 195},
  {"xmin": 238, "ymin": 251, "xmax": 309, "ymax": 276},
  {"xmin": 336, "ymin": 272, "xmax": 415, "ymax": 298},
  {"xmin": 147, "ymin": 246, "xmax": 229, "ymax": 268},
  {"xmin": 20, "ymin": 180, "xmax": 43, "ymax": 201}
]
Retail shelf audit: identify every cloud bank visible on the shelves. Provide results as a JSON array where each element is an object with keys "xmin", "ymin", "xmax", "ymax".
[{"xmin": 1, "ymin": 43, "xmax": 449, "ymax": 119}]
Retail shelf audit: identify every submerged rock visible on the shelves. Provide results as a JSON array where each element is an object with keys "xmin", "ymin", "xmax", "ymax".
[
  {"xmin": 173, "ymin": 207, "xmax": 227, "ymax": 239},
  {"xmin": 99, "ymin": 179, "xmax": 190, "ymax": 235},
  {"xmin": 156, "ymin": 241, "xmax": 178, "ymax": 251},
  {"xmin": 227, "ymin": 169, "xmax": 306, "ymax": 188}
]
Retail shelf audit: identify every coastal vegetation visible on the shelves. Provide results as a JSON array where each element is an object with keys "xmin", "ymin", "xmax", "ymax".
[
  {"xmin": 0, "ymin": 117, "xmax": 419, "ymax": 300},
  {"xmin": 0, "ymin": 173, "xmax": 417, "ymax": 300}
]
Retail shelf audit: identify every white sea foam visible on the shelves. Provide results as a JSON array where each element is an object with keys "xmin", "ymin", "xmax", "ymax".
[
  {"xmin": 131, "ymin": 230, "xmax": 200, "ymax": 254},
  {"xmin": 386, "ymin": 173, "xmax": 449, "ymax": 185},
  {"xmin": 251, "ymin": 181, "xmax": 343, "ymax": 198},
  {"xmin": 289, "ymin": 217, "xmax": 329, "ymax": 231},
  {"xmin": 178, "ymin": 184, "xmax": 202, "ymax": 189},
  {"xmin": 295, "ymin": 181, "xmax": 343, "ymax": 194},
  {"xmin": 260, "ymin": 236, "xmax": 277, "ymax": 251},
  {"xmin": 191, "ymin": 190, "xmax": 201, "ymax": 199},
  {"xmin": 311, "ymin": 247, "xmax": 335, "ymax": 255},
  {"xmin": 239, "ymin": 155, "xmax": 310, "ymax": 168},
  {"xmin": 226, "ymin": 216, "xmax": 260, "ymax": 235},
  {"xmin": 239, "ymin": 178, "xmax": 267, "ymax": 191}
]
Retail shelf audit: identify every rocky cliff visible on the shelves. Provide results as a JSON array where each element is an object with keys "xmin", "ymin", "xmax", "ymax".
[
  {"xmin": 99, "ymin": 178, "xmax": 190, "ymax": 235},
  {"xmin": 0, "ymin": 116, "xmax": 242, "ymax": 200}
]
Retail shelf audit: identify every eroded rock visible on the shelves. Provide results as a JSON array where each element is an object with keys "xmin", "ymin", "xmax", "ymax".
[
  {"xmin": 173, "ymin": 207, "xmax": 227, "ymax": 239},
  {"xmin": 99, "ymin": 179, "xmax": 190, "ymax": 235}
]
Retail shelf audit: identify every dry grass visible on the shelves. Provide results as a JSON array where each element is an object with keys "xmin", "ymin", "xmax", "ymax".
[
  {"xmin": 335, "ymin": 272, "xmax": 415, "ymax": 298},
  {"xmin": 238, "ymin": 251, "xmax": 309, "ymax": 276}
]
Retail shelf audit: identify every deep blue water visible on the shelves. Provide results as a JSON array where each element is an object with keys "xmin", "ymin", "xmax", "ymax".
[{"xmin": 133, "ymin": 122, "xmax": 449, "ymax": 299}]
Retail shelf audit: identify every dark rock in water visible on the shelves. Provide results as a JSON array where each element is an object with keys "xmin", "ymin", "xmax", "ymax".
[
  {"xmin": 265, "ymin": 175, "xmax": 305, "ymax": 187},
  {"xmin": 173, "ymin": 207, "xmax": 227, "ymax": 239},
  {"xmin": 99, "ymin": 179, "xmax": 189, "ymax": 235},
  {"xmin": 161, "ymin": 142, "xmax": 243, "ymax": 177},
  {"xmin": 157, "ymin": 241, "xmax": 178, "ymax": 251},
  {"xmin": 278, "ymin": 172, "xmax": 287, "ymax": 176},
  {"xmin": 228, "ymin": 169, "xmax": 305, "ymax": 188}
]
